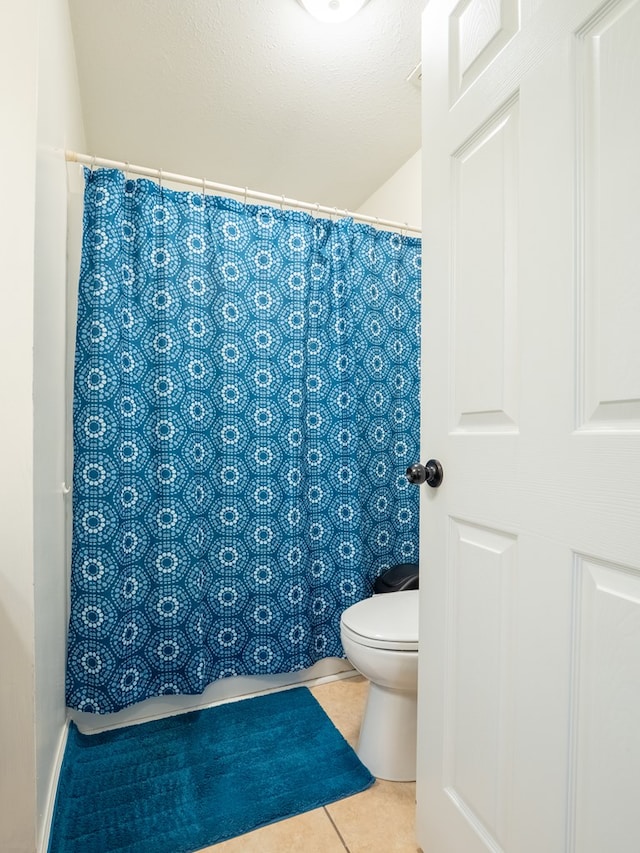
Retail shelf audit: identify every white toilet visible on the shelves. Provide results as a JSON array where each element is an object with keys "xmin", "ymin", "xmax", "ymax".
[{"xmin": 340, "ymin": 589, "xmax": 419, "ymax": 782}]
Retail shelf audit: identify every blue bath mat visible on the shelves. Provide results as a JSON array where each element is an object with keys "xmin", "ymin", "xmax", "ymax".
[{"xmin": 48, "ymin": 686, "xmax": 374, "ymax": 852}]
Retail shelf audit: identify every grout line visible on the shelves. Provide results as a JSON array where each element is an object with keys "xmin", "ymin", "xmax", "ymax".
[{"xmin": 324, "ymin": 805, "xmax": 351, "ymax": 852}]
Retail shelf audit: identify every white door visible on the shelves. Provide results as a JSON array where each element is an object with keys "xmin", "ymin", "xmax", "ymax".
[{"xmin": 417, "ymin": 1, "xmax": 640, "ymax": 851}]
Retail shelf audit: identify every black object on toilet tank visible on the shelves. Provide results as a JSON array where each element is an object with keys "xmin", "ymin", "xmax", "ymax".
[{"xmin": 374, "ymin": 563, "xmax": 419, "ymax": 593}]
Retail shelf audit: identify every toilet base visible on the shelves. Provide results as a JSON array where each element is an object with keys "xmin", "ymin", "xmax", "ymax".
[{"xmin": 357, "ymin": 681, "xmax": 417, "ymax": 782}]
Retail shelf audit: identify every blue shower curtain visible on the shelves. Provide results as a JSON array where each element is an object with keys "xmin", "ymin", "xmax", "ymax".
[{"xmin": 66, "ymin": 168, "xmax": 421, "ymax": 713}]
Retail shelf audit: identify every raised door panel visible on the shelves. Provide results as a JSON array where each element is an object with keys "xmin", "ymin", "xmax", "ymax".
[
  {"xmin": 443, "ymin": 520, "xmax": 516, "ymax": 851},
  {"xmin": 452, "ymin": 98, "xmax": 519, "ymax": 433},
  {"xmin": 577, "ymin": 0, "xmax": 640, "ymax": 430},
  {"xmin": 570, "ymin": 555, "xmax": 640, "ymax": 853},
  {"xmin": 449, "ymin": 0, "xmax": 520, "ymax": 102}
]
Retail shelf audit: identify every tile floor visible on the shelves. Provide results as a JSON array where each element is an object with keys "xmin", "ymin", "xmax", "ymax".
[{"xmin": 199, "ymin": 675, "xmax": 418, "ymax": 853}]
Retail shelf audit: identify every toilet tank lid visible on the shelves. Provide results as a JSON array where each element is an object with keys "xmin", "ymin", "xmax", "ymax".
[{"xmin": 340, "ymin": 589, "xmax": 419, "ymax": 645}]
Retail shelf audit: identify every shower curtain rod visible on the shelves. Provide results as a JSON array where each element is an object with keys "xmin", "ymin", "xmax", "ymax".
[{"xmin": 65, "ymin": 151, "xmax": 422, "ymax": 235}]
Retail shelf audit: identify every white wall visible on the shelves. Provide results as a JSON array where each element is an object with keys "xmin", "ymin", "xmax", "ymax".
[
  {"xmin": 0, "ymin": 0, "xmax": 85, "ymax": 849},
  {"xmin": 0, "ymin": 2, "xmax": 39, "ymax": 850},
  {"xmin": 33, "ymin": 0, "xmax": 86, "ymax": 847},
  {"xmin": 357, "ymin": 148, "xmax": 422, "ymax": 229}
]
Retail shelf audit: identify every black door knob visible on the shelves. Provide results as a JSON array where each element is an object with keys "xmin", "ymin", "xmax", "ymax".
[{"xmin": 406, "ymin": 459, "xmax": 444, "ymax": 488}]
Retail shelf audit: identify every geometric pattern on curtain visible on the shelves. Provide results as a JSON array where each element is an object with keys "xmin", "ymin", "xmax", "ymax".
[{"xmin": 67, "ymin": 169, "xmax": 421, "ymax": 713}]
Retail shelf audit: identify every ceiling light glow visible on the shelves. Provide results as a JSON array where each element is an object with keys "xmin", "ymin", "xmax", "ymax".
[{"xmin": 298, "ymin": 0, "xmax": 370, "ymax": 24}]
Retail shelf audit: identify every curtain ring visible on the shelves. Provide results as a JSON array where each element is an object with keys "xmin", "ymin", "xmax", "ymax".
[
  {"xmin": 158, "ymin": 168, "xmax": 163, "ymax": 189},
  {"xmin": 124, "ymin": 161, "xmax": 131, "ymax": 181},
  {"xmin": 281, "ymin": 194, "xmax": 285, "ymax": 211},
  {"xmin": 90, "ymin": 155, "xmax": 96, "ymax": 172},
  {"xmin": 244, "ymin": 187, "xmax": 248, "ymax": 205},
  {"xmin": 315, "ymin": 202, "xmax": 320, "ymax": 217},
  {"xmin": 202, "ymin": 176, "xmax": 206, "ymax": 199}
]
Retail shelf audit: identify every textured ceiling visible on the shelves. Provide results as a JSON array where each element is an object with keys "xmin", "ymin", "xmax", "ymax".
[{"xmin": 67, "ymin": 0, "xmax": 424, "ymax": 211}]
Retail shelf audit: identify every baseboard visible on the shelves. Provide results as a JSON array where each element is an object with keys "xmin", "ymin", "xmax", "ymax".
[{"xmin": 38, "ymin": 716, "xmax": 70, "ymax": 853}]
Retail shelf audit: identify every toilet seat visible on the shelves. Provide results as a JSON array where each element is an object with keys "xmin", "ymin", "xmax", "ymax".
[{"xmin": 340, "ymin": 590, "xmax": 419, "ymax": 651}]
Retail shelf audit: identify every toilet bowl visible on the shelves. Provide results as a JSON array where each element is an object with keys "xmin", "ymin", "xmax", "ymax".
[{"xmin": 340, "ymin": 589, "xmax": 419, "ymax": 782}]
